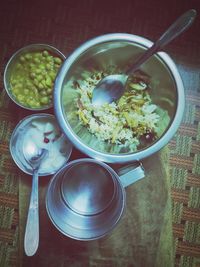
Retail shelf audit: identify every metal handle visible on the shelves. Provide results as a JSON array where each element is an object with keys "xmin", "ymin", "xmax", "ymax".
[
  {"xmin": 117, "ymin": 161, "xmax": 145, "ymax": 188},
  {"xmin": 126, "ymin": 9, "xmax": 197, "ymax": 75},
  {"xmin": 24, "ymin": 169, "xmax": 39, "ymax": 256}
]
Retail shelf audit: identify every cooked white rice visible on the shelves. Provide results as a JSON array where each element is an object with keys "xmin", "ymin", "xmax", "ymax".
[{"xmin": 72, "ymin": 69, "xmax": 168, "ymax": 152}]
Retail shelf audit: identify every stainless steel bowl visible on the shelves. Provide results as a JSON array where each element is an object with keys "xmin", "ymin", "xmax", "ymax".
[
  {"xmin": 10, "ymin": 113, "xmax": 72, "ymax": 176},
  {"xmin": 54, "ymin": 33, "xmax": 185, "ymax": 163},
  {"xmin": 4, "ymin": 44, "xmax": 65, "ymax": 111}
]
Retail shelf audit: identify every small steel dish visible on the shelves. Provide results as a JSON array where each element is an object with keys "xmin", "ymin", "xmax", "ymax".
[
  {"xmin": 4, "ymin": 44, "xmax": 65, "ymax": 111},
  {"xmin": 10, "ymin": 113, "xmax": 73, "ymax": 176}
]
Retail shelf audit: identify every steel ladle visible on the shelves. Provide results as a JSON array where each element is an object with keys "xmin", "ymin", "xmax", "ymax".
[
  {"xmin": 92, "ymin": 9, "xmax": 197, "ymax": 107},
  {"xmin": 23, "ymin": 140, "xmax": 48, "ymax": 256}
]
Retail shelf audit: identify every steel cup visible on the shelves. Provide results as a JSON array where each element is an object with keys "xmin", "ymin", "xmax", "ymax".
[{"xmin": 46, "ymin": 158, "xmax": 144, "ymax": 240}]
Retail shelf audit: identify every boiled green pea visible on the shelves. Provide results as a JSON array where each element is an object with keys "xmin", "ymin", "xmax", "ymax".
[
  {"xmin": 35, "ymin": 69, "xmax": 41, "ymax": 74},
  {"xmin": 12, "ymin": 88, "xmax": 19, "ymax": 95},
  {"xmin": 24, "ymin": 89, "xmax": 29, "ymax": 95},
  {"xmin": 46, "ymin": 88, "xmax": 52, "ymax": 95},
  {"xmin": 46, "ymin": 56, "xmax": 53, "ymax": 63},
  {"xmin": 38, "ymin": 83, "xmax": 44, "ymax": 90},
  {"xmin": 30, "ymin": 72, "xmax": 36, "ymax": 79},
  {"xmin": 54, "ymin": 57, "xmax": 62, "ymax": 65},
  {"xmin": 45, "ymin": 77, "xmax": 52, "ymax": 87},
  {"xmin": 17, "ymin": 94, "xmax": 24, "ymax": 101},
  {"xmin": 33, "ymin": 57, "xmax": 40, "ymax": 64},
  {"xmin": 49, "ymin": 71, "xmax": 56, "ymax": 80},
  {"xmin": 19, "ymin": 56, "xmax": 25, "ymax": 63},
  {"xmin": 39, "ymin": 64, "xmax": 45, "ymax": 70},
  {"xmin": 25, "ymin": 53, "xmax": 32, "ymax": 60},
  {"xmin": 37, "ymin": 74, "xmax": 43, "ymax": 82},
  {"xmin": 46, "ymin": 63, "xmax": 52, "ymax": 70},
  {"xmin": 40, "ymin": 90, "xmax": 47, "ymax": 96},
  {"xmin": 43, "ymin": 50, "xmax": 49, "ymax": 57},
  {"xmin": 40, "ymin": 96, "xmax": 49, "ymax": 104},
  {"xmin": 16, "ymin": 63, "xmax": 22, "ymax": 69}
]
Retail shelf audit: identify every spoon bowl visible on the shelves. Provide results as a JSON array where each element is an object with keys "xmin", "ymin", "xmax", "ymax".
[
  {"xmin": 92, "ymin": 9, "xmax": 196, "ymax": 106},
  {"xmin": 23, "ymin": 140, "xmax": 48, "ymax": 170}
]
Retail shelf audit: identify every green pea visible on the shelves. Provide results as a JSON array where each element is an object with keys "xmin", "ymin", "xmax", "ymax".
[
  {"xmin": 12, "ymin": 88, "xmax": 19, "ymax": 95},
  {"xmin": 32, "ymin": 87, "xmax": 38, "ymax": 95},
  {"xmin": 49, "ymin": 71, "xmax": 56, "ymax": 80},
  {"xmin": 16, "ymin": 83, "xmax": 23, "ymax": 89},
  {"xmin": 35, "ymin": 52, "xmax": 41, "ymax": 58},
  {"xmin": 19, "ymin": 56, "xmax": 25, "ymax": 63},
  {"xmin": 33, "ymin": 78, "xmax": 39, "ymax": 87},
  {"xmin": 54, "ymin": 64, "xmax": 60, "ymax": 70},
  {"xmin": 43, "ymin": 50, "xmax": 49, "ymax": 57},
  {"xmin": 38, "ymin": 83, "xmax": 44, "ymax": 90},
  {"xmin": 46, "ymin": 63, "xmax": 52, "ymax": 70},
  {"xmin": 40, "ymin": 90, "xmax": 47, "ymax": 96},
  {"xmin": 29, "ymin": 63, "xmax": 35, "ymax": 69},
  {"xmin": 37, "ymin": 74, "xmax": 43, "ymax": 82},
  {"xmin": 40, "ymin": 80, "xmax": 47, "ymax": 88},
  {"xmin": 46, "ymin": 56, "xmax": 53, "ymax": 63},
  {"xmin": 46, "ymin": 88, "xmax": 52, "ymax": 95},
  {"xmin": 33, "ymin": 101, "xmax": 40, "ymax": 108},
  {"xmin": 25, "ymin": 53, "xmax": 32, "ymax": 60},
  {"xmin": 11, "ymin": 79, "xmax": 17, "ymax": 86},
  {"xmin": 24, "ymin": 89, "xmax": 29, "ymax": 95},
  {"xmin": 39, "ymin": 64, "xmax": 45, "ymax": 70},
  {"xmin": 45, "ymin": 77, "xmax": 52, "ymax": 87},
  {"xmin": 33, "ymin": 57, "xmax": 40, "ymax": 64},
  {"xmin": 35, "ymin": 69, "xmax": 41, "ymax": 74},
  {"xmin": 40, "ymin": 96, "xmax": 49, "ymax": 105},
  {"xmin": 27, "ymin": 99, "xmax": 35, "ymax": 107},
  {"xmin": 17, "ymin": 94, "xmax": 24, "ymax": 101},
  {"xmin": 54, "ymin": 57, "xmax": 62, "ymax": 65},
  {"xmin": 16, "ymin": 63, "xmax": 22, "ymax": 69},
  {"xmin": 26, "ymin": 80, "xmax": 33, "ymax": 88},
  {"xmin": 30, "ymin": 72, "xmax": 36, "ymax": 79}
]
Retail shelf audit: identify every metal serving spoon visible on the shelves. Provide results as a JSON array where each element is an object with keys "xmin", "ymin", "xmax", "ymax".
[
  {"xmin": 23, "ymin": 140, "xmax": 48, "ymax": 256},
  {"xmin": 92, "ymin": 9, "xmax": 197, "ymax": 107}
]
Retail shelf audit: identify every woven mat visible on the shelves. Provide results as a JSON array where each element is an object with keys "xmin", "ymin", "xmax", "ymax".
[{"xmin": 0, "ymin": 0, "xmax": 200, "ymax": 266}]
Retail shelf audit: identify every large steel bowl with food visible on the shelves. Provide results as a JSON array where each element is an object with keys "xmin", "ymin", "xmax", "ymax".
[{"xmin": 54, "ymin": 33, "xmax": 185, "ymax": 163}]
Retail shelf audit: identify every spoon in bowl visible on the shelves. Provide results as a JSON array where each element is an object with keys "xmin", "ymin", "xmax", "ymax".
[
  {"xmin": 92, "ymin": 9, "xmax": 197, "ymax": 107},
  {"xmin": 23, "ymin": 140, "xmax": 48, "ymax": 256}
]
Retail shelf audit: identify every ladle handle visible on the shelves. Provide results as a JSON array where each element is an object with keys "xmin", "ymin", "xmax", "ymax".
[
  {"xmin": 126, "ymin": 9, "xmax": 197, "ymax": 75},
  {"xmin": 118, "ymin": 161, "xmax": 145, "ymax": 188},
  {"xmin": 24, "ymin": 170, "xmax": 39, "ymax": 256}
]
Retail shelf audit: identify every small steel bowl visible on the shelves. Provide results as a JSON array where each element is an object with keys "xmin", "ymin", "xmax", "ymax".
[
  {"xmin": 10, "ymin": 113, "xmax": 73, "ymax": 176},
  {"xmin": 4, "ymin": 44, "xmax": 65, "ymax": 111}
]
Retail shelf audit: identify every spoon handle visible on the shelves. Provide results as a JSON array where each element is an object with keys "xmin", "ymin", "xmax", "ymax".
[
  {"xmin": 24, "ymin": 170, "xmax": 39, "ymax": 256},
  {"xmin": 126, "ymin": 9, "xmax": 197, "ymax": 75}
]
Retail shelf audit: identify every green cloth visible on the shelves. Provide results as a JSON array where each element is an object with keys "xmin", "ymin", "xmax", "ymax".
[{"xmin": 19, "ymin": 147, "xmax": 174, "ymax": 267}]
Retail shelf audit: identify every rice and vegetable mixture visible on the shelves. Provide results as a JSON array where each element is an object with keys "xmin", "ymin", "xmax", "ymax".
[{"xmin": 71, "ymin": 67, "xmax": 166, "ymax": 152}]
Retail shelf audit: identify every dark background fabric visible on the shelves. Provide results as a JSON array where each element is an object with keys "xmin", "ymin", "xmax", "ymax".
[{"xmin": 0, "ymin": 0, "xmax": 200, "ymax": 266}]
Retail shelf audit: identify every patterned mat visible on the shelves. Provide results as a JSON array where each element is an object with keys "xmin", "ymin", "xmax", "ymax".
[{"xmin": 0, "ymin": 0, "xmax": 200, "ymax": 266}]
